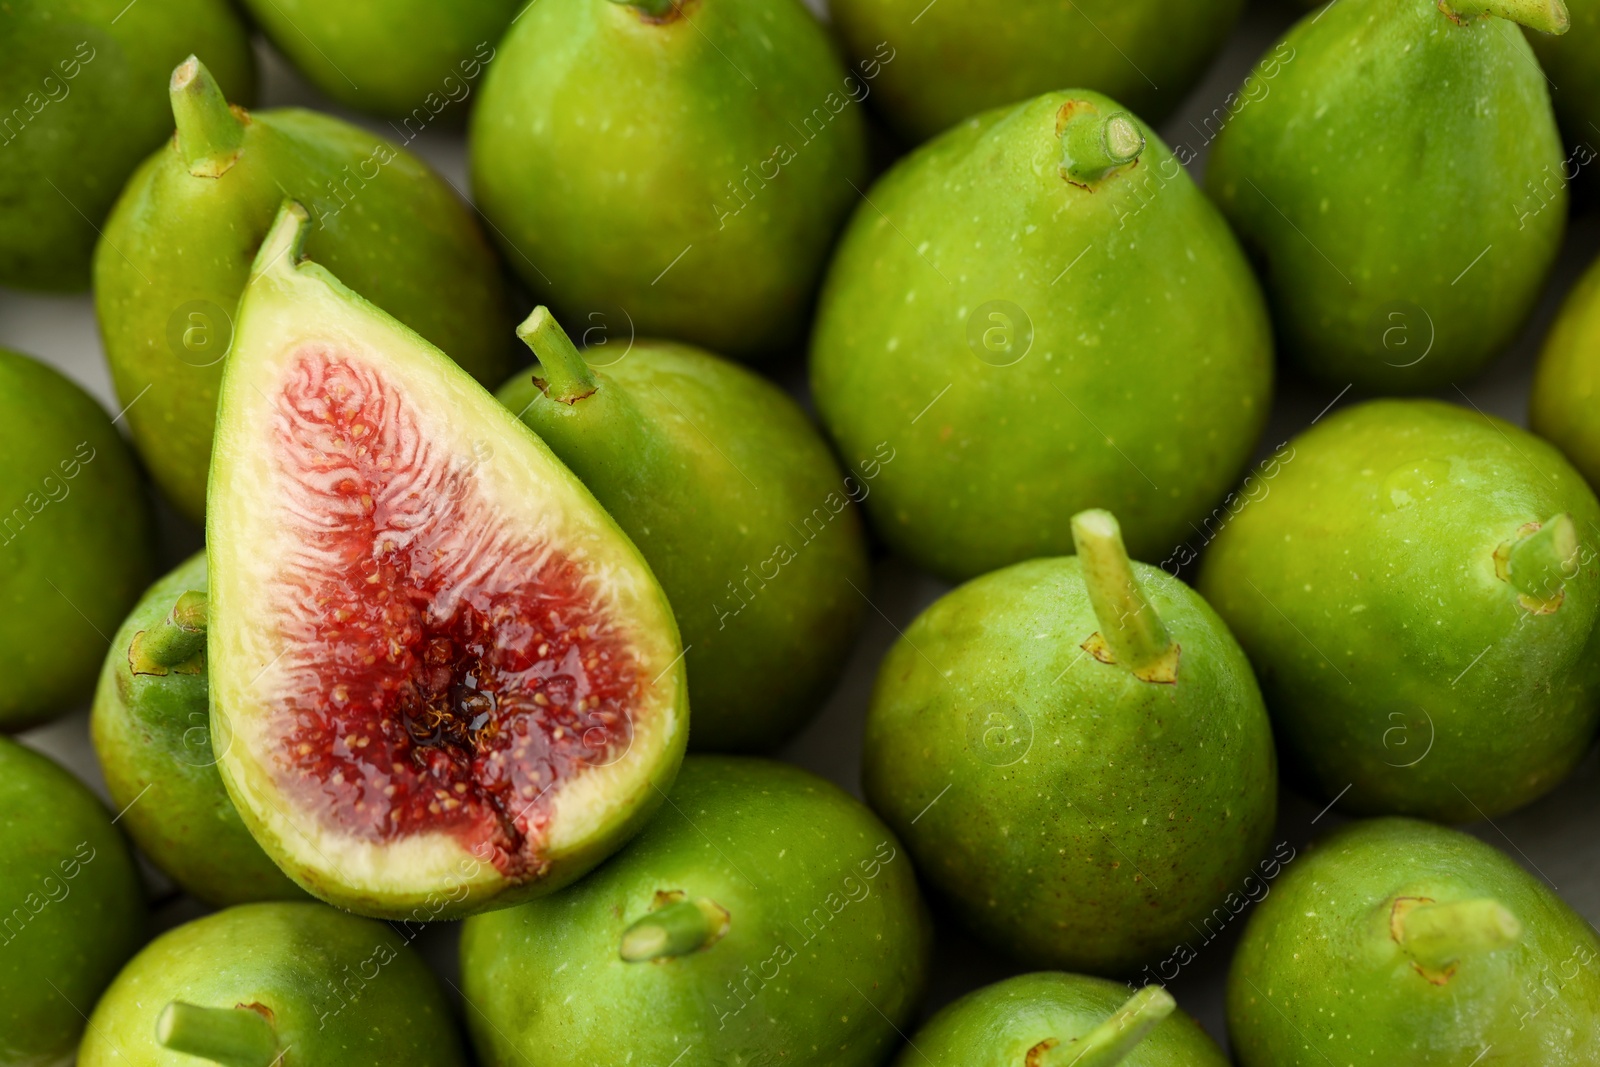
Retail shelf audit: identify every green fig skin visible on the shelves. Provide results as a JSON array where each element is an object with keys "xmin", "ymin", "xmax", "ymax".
[
  {"xmin": 90, "ymin": 552, "xmax": 307, "ymax": 906},
  {"xmin": 0, "ymin": 348, "xmax": 157, "ymax": 731},
  {"xmin": 469, "ymin": 0, "xmax": 868, "ymax": 360},
  {"xmin": 1228, "ymin": 818, "xmax": 1600, "ymax": 1066},
  {"xmin": 96, "ymin": 60, "xmax": 514, "ymax": 524},
  {"xmin": 239, "ymin": 0, "xmax": 518, "ymax": 118},
  {"xmin": 1206, "ymin": 0, "xmax": 1567, "ymax": 393},
  {"xmin": 459, "ymin": 756, "xmax": 932, "ymax": 1067},
  {"xmin": 1530, "ymin": 0, "xmax": 1600, "ymax": 145},
  {"xmin": 498, "ymin": 321, "xmax": 869, "ymax": 752},
  {"xmin": 78, "ymin": 902, "xmax": 467, "ymax": 1067},
  {"xmin": 1198, "ymin": 399, "xmax": 1600, "ymax": 822},
  {"xmin": 0, "ymin": 737, "xmax": 146, "ymax": 1067},
  {"xmin": 1531, "ymin": 253, "xmax": 1600, "ymax": 488},
  {"xmin": 811, "ymin": 90, "xmax": 1273, "ymax": 581},
  {"xmin": 830, "ymin": 0, "xmax": 1244, "ymax": 143},
  {"xmin": 0, "ymin": 0, "xmax": 255, "ymax": 290}
]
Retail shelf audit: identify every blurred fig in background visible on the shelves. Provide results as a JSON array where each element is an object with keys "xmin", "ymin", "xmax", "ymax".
[{"xmin": 1531, "ymin": 256, "xmax": 1600, "ymax": 489}]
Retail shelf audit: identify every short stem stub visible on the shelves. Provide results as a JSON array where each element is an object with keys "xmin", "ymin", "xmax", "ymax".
[
  {"xmin": 1391, "ymin": 897, "xmax": 1522, "ymax": 976},
  {"xmin": 129, "ymin": 590, "xmax": 209, "ymax": 675},
  {"xmin": 1071, "ymin": 509, "xmax": 1179, "ymax": 683},
  {"xmin": 1035, "ymin": 985, "xmax": 1176, "ymax": 1067},
  {"xmin": 156, "ymin": 1002, "xmax": 279, "ymax": 1067},
  {"xmin": 170, "ymin": 56, "xmax": 247, "ymax": 178},
  {"xmin": 608, "ymin": 0, "xmax": 680, "ymax": 18},
  {"xmin": 1507, "ymin": 513, "xmax": 1579, "ymax": 608},
  {"xmin": 1441, "ymin": 0, "xmax": 1569, "ymax": 34},
  {"xmin": 620, "ymin": 897, "xmax": 730, "ymax": 962},
  {"xmin": 1060, "ymin": 110, "xmax": 1145, "ymax": 184},
  {"xmin": 517, "ymin": 306, "xmax": 599, "ymax": 404}
]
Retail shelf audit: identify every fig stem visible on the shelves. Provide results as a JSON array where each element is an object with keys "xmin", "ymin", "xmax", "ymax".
[
  {"xmin": 517, "ymin": 306, "xmax": 599, "ymax": 404},
  {"xmin": 1070, "ymin": 509, "xmax": 1179, "ymax": 682},
  {"xmin": 129, "ymin": 590, "xmax": 208, "ymax": 674},
  {"xmin": 156, "ymin": 1002, "xmax": 279, "ymax": 1067},
  {"xmin": 170, "ymin": 56, "xmax": 246, "ymax": 179},
  {"xmin": 1037, "ymin": 985, "xmax": 1175, "ymax": 1067},
  {"xmin": 1394, "ymin": 898, "xmax": 1522, "ymax": 971},
  {"xmin": 619, "ymin": 897, "xmax": 730, "ymax": 962},
  {"xmin": 607, "ymin": 0, "xmax": 679, "ymax": 17},
  {"xmin": 251, "ymin": 200, "xmax": 312, "ymax": 283},
  {"xmin": 1508, "ymin": 513, "xmax": 1579, "ymax": 604},
  {"xmin": 1060, "ymin": 111, "xmax": 1145, "ymax": 183},
  {"xmin": 1441, "ymin": 0, "xmax": 1569, "ymax": 34}
]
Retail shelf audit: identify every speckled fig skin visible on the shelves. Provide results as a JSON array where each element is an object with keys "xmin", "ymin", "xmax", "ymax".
[
  {"xmin": 1531, "ymin": 253, "xmax": 1600, "ymax": 489},
  {"xmin": 1206, "ymin": 0, "xmax": 1568, "ymax": 392},
  {"xmin": 1198, "ymin": 399, "xmax": 1600, "ymax": 822},
  {"xmin": 459, "ymin": 757, "xmax": 931, "ymax": 1067},
  {"xmin": 1228, "ymin": 818, "xmax": 1600, "ymax": 1066},
  {"xmin": 810, "ymin": 90, "xmax": 1272, "ymax": 581},
  {"xmin": 1529, "ymin": 0, "xmax": 1600, "ymax": 145}
]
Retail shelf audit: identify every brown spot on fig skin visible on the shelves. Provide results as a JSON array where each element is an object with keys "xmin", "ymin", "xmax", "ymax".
[{"xmin": 1026, "ymin": 1037, "xmax": 1060, "ymax": 1066}]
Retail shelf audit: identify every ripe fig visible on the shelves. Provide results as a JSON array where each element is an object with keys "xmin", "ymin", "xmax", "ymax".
[
  {"xmin": 1206, "ymin": 0, "xmax": 1570, "ymax": 392},
  {"xmin": 810, "ymin": 91, "xmax": 1272, "ymax": 580},
  {"xmin": 1198, "ymin": 399, "xmax": 1600, "ymax": 822},
  {"xmin": 1531, "ymin": 252, "xmax": 1600, "ymax": 488},
  {"xmin": 1228, "ymin": 818, "xmax": 1600, "ymax": 1066},
  {"xmin": 97, "ymin": 56, "xmax": 514, "ymax": 523},
  {"xmin": 469, "ymin": 0, "xmax": 868, "ymax": 359},
  {"xmin": 862, "ymin": 509, "xmax": 1276, "ymax": 974},
  {"xmin": 207, "ymin": 201, "xmax": 688, "ymax": 920},
  {"xmin": 499, "ymin": 308, "xmax": 869, "ymax": 751},
  {"xmin": 0, "ymin": 347, "xmax": 156, "ymax": 730},
  {"xmin": 0, "ymin": 737, "xmax": 145, "ymax": 1067},
  {"xmin": 1529, "ymin": 0, "xmax": 1600, "ymax": 145},
  {"xmin": 460, "ymin": 756, "xmax": 930, "ymax": 1066},
  {"xmin": 0, "ymin": 0, "xmax": 255, "ymax": 290},
  {"xmin": 78, "ymin": 902, "xmax": 467, "ymax": 1067}
]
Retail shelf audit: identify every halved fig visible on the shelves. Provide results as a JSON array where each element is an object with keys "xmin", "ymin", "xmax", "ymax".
[{"xmin": 208, "ymin": 201, "xmax": 688, "ymax": 920}]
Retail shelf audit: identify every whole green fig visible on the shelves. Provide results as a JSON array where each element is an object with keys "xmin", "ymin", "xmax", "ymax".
[
  {"xmin": 1530, "ymin": 0, "xmax": 1600, "ymax": 144},
  {"xmin": 1198, "ymin": 399, "xmax": 1600, "ymax": 822},
  {"xmin": 1531, "ymin": 251, "xmax": 1600, "ymax": 487},
  {"xmin": 811, "ymin": 90, "xmax": 1272, "ymax": 580},
  {"xmin": 862, "ymin": 510, "xmax": 1276, "ymax": 974},
  {"xmin": 1207, "ymin": 0, "xmax": 1570, "ymax": 392},
  {"xmin": 1229, "ymin": 818, "xmax": 1600, "ymax": 1066}
]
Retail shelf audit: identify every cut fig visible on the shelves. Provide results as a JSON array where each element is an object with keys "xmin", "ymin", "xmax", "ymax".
[{"xmin": 207, "ymin": 200, "xmax": 688, "ymax": 920}]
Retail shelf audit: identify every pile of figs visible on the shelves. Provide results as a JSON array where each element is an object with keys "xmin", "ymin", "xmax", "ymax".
[{"xmin": 2, "ymin": 0, "xmax": 1599, "ymax": 1062}]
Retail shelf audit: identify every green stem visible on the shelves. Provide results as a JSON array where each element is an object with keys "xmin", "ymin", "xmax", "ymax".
[
  {"xmin": 170, "ymin": 56, "xmax": 246, "ymax": 178},
  {"xmin": 1442, "ymin": 0, "xmax": 1569, "ymax": 32},
  {"xmin": 517, "ymin": 306, "xmax": 599, "ymax": 404},
  {"xmin": 1508, "ymin": 513, "xmax": 1579, "ymax": 604},
  {"xmin": 1070, "ymin": 509, "xmax": 1179, "ymax": 683},
  {"xmin": 1060, "ymin": 111, "xmax": 1145, "ymax": 184},
  {"xmin": 129, "ymin": 590, "xmax": 208, "ymax": 675},
  {"xmin": 608, "ymin": 0, "xmax": 679, "ymax": 17},
  {"xmin": 620, "ymin": 897, "xmax": 730, "ymax": 962},
  {"xmin": 1037, "ymin": 985, "xmax": 1175, "ymax": 1067},
  {"xmin": 156, "ymin": 1002, "xmax": 279, "ymax": 1067},
  {"xmin": 1394, "ymin": 898, "xmax": 1522, "ymax": 972},
  {"xmin": 250, "ymin": 200, "xmax": 312, "ymax": 283}
]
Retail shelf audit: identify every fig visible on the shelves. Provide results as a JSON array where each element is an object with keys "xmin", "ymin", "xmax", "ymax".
[
  {"xmin": 0, "ymin": 737, "xmax": 145, "ymax": 1067},
  {"xmin": 1529, "ymin": 0, "xmax": 1600, "ymax": 145},
  {"xmin": 0, "ymin": 0, "xmax": 255, "ymax": 290},
  {"xmin": 1228, "ymin": 817, "xmax": 1600, "ymax": 1065},
  {"xmin": 1198, "ymin": 399, "xmax": 1600, "ymax": 822},
  {"xmin": 810, "ymin": 91, "xmax": 1272, "ymax": 580},
  {"xmin": 78, "ymin": 902, "xmax": 467, "ymax": 1067},
  {"xmin": 1531, "ymin": 251, "xmax": 1600, "ymax": 488},
  {"xmin": 499, "ymin": 308, "xmax": 869, "ymax": 751},
  {"xmin": 895, "ymin": 974, "xmax": 1229, "ymax": 1067},
  {"xmin": 0, "ymin": 346, "xmax": 157, "ymax": 730},
  {"xmin": 207, "ymin": 201, "xmax": 688, "ymax": 920},
  {"xmin": 469, "ymin": 0, "xmax": 868, "ymax": 360},
  {"xmin": 460, "ymin": 755, "xmax": 930, "ymax": 1067},
  {"xmin": 862, "ymin": 509, "xmax": 1276, "ymax": 974},
  {"xmin": 830, "ymin": 0, "xmax": 1244, "ymax": 143},
  {"xmin": 97, "ymin": 57, "xmax": 514, "ymax": 524},
  {"xmin": 91, "ymin": 552, "xmax": 306, "ymax": 905},
  {"xmin": 1206, "ymin": 0, "xmax": 1570, "ymax": 392}
]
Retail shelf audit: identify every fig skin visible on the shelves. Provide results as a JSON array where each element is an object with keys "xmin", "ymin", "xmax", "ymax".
[
  {"xmin": 459, "ymin": 756, "xmax": 932, "ymax": 1067},
  {"xmin": 1529, "ymin": 0, "xmax": 1600, "ymax": 145},
  {"xmin": 0, "ymin": 347, "xmax": 157, "ymax": 731},
  {"xmin": 1228, "ymin": 817, "xmax": 1600, "ymax": 1066},
  {"xmin": 96, "ymin": 58, "xmax": 515, "ymax": 524},
  {"xmin": 0, "ymin": 737, "xmax": 146, "ymax": 1067},
  {"xmin": 830, "ymin": 0, "xmax": 1244, "ymax": 143},
  {"xmin": 90, "ymin": 552, "xmax": 307, "ymax": 906},
  {"xmin": 1198, "ymin": 399, "xmax": 1600, "ymax": 822},
  {"xmin": 861, "ymin": 512, "xmax": 1277, "ymax": 975},
  {"xmin": 1206, "ymin": 0, "xmax": 1568, "ymax": 393},
  {"xmin": 810, "ymin": 90, "xmax": 1272, "ymax": 580},
  {"xmin": 0, "ymin": 0, "xmax": 255, "ymax": 291},
  {"xmin": 1531, "ymin": 252, "xmax": 1600, "ymax": 488},
  {"xmin": 468, "ymin": 0, "xmax": 868, "ymax": 360},
  {"xmin": 499, "ymin": 310, "xmax": 869, "ymax": 752},
  {"xmin": 78, "ymin": 902, "xmax": 467, "ymax": 1067}
]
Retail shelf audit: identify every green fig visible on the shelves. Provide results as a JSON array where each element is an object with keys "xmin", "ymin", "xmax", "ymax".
[
  {"xmin": 498, "ymin": 308, "xmax": 869, "ymax": 751},
  {"xmin": 97, "ymin": 56, "xmax": 514, "ymax": 523},
  {"xmin": 469, "ymin": 0, "xmax": 868, "ymax": 359},
  {"xmin": 0, "ymin": 737, "xmax": 146, "ymax": 1067},
  {"xmin": 1228, "ymin": 817, "xmax": 1600, "ymax": 1065},
  {"xmin": 208, "ymin": 201, "xmax": 687, "ymax": 920},
  {"xmin": 1531, "ymin": 252, "xmax": 1600, "ymax": 488},
  {"xmin": 1529, "ymin": 0, "xmax": 1600, "ymax": 145},
  {"xmin": 1206, "ymin": 0, "xmax": 1570, "ymax": 392},
  {"xmin": 830, "ymin": 0, "xmax": 1244, "ymax": 143},
  {"xmin": 0, "ymin": 0, "xmax": 255, "ymax": 290},
  {"xmin": 78, "ymin": 902, "xmax": 467, "ymax": 1066},
  {"xmin": 460, "ymin": 756, "xmax": 931, "ymax": 1067},
  {"xmin": 862, "ymin": 509, "xmax": 1276, "ymax": 974},
  {"xmin": 1198, "ymin": 399, "xmax": 1600, "ymax": 822},
  {"xmin": 894, "ymin": 974, "xmax": 1229, "ymax": 1067},
  {"xmin": 0, "ymin": 347, "xmax": 157, "ymax": 730},
  {"xmin": 811, "ymin": 90, "xmax": 1272, "ymax": 581}
]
